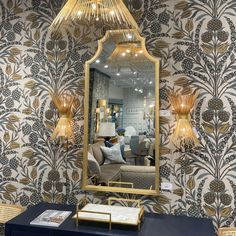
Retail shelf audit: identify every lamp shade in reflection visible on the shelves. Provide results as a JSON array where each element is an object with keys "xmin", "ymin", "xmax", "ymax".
[
  {"xmin": 98, "ymin": 122, "xmax": 116, "ymax": 137},
  {"xmin": 169, "ymin": 91, "xmax": 199, "ymax": 148},
  {"xmin": 48, "ymin": 0, "xmax": 139, "ymax": 34},
  {"xmin": 51, "ymin": 93, "xmax": 74, "ymax": 141}
]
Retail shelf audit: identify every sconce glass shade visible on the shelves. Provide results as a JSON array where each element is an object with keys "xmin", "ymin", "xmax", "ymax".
[
  {"xmin": 51, "ymin": 93, "xmax": 74, "ymax": 140},
  {"xmin": 48, "ymin": 0, "xmax": 139, "ymax": 34},
  {"xmin": 169, "ymin": 92, "xmax": 199, "ymax": 148},
  {"xmin": 98, "ymin": 122, "xmax": 116, "ymax": 137}
]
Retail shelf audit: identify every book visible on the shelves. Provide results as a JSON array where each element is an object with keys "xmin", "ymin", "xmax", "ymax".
[{"xmin": 30, "ymin": 210, "xmax": 72, "ymax": 227}]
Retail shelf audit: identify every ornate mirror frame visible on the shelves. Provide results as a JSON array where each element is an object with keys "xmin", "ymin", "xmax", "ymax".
[{"xmin": 82, "ymin": 29, "xmax": 160, "ymax": 195}]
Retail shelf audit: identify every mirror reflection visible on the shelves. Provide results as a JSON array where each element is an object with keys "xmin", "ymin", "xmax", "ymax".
[{"xmin": 85, "ymin": 30, "xmax": 158, "ymax": 192}]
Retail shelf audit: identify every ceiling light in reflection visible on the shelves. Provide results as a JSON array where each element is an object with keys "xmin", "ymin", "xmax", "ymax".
[
  {"xmin": 104, "ymin": 65, "xmax": 109, "ymax": 68},
  {"xmin": 133, "ymin": 71, "xmax": 137, "ymax": 75},
  {"xmin": 127, "ymin": 34, "xmax": 132, "ymax": 39},
  {"xmin": 135, "ymin": 53, "xmax": 138, "ymax": 57},
  {"xmin": 135, "ymin": 88, "xmax": 138, "ymax": 91},
  {"xmin": 77, "ymin": 11, "xmax": 82, "ymax": 16},
  {"xmin": 95, "ymin": 59, "xmax": 100, "ymax": 63},
  {"xmin": 149, "ymin": 104, "xmax": 154, "ymax": 108},
  {"xmin": 139, "ymin": 50, "xmax": 143, "ymax": 54},
  {"xmin": 126, "ymin": 49, "xmax": 131, "ymax": 53},
  {"xmin": 121, "ymin": 52, "xmax": 126, "ymax": 56},
  {"xmin": 149, "ymin": 81, "xmax": 153, "ymax": 84},
  {"xmin": 116, "ymin": 73, "xmax": 120, "ymax": 76}
]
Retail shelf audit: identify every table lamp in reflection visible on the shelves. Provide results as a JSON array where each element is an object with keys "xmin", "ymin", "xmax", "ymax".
[{"xmin": 98, "ymin": 122, "xmax": 116, "ymax": 142}]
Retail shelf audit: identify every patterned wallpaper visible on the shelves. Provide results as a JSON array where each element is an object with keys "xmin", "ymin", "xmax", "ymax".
[
  {"xmin": 1, "ymin": 0, "xmax": 236, "ymax": 233},
  {"xmin": 89, "ymin": 69, "xmax": 110, "ymax": 142}
]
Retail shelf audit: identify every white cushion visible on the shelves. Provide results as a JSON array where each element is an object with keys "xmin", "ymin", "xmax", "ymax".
[
  {"xmin": 125, "ymin": 126, "xmax": 137, "ymax": 137},
  {"xmin": 100, "ymin": 143, "xmax": 126, "ymax": 164},
  {"xmin": 88, "ymin": 152, "xmax": 101, "ymax": 177},
  {"xmin": 117, "ymin": 135, "xmax": 125, "ymax": 145}
]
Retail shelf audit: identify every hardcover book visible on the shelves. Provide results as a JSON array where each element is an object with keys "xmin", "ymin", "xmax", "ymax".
[{"xmin": 30, "ymin": 210, "xmax": 72, "ymax": 227}]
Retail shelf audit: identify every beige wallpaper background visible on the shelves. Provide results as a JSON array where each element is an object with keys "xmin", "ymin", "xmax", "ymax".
[{"xmin": 1, "ymin": 0, "xmax": 236, "ymax": 233}]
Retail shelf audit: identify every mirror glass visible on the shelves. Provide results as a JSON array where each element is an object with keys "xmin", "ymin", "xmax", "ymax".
[{"xmin": 83, "ymin": 30, "xmax": 159, "ymax": 195}]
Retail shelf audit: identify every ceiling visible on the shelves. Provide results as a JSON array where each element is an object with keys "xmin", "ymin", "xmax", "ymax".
[{"xmin": 90, "ymin": 32, "xmax": 156, "ymax": 91}]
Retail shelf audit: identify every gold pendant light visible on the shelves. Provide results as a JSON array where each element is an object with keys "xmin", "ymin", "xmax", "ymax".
[{"xmin": 49, "ymin": 0, "xmax": 139, "ymax": 33}]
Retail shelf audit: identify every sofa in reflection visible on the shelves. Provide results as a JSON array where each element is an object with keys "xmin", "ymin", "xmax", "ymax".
[
  {"xmin": 120, "ymin": 165, "xmax": 155, "ymax": 189},
  {"xmin": 88, "ymin": 141, "xmax": 123, "ymax": 185},
  {"xmin": 88, "ymin": 141, "xmax": 155, "ymax": 189}
]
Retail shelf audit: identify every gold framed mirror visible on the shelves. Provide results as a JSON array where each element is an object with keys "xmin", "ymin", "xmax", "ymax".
[{"xmin": 82, "ymin": 29, "xmax": 160, "ymax": 195}]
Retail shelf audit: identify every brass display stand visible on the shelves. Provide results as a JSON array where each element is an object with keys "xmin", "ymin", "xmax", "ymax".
[{"xmin": 74, "ymin": 197, "xmax": 144, "ymax": 231}]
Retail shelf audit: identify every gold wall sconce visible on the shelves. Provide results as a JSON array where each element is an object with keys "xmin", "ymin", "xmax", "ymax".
[
  {"xmin": 51, "ymin": 93, "xmax": 75, "ymax": 141},
  {"xmin": 50, "ymin": 92, "xmax": 75, "ymax": 202},
  {"xmin": 169, "ymin": 91, "xmax": 199, "ymax": 148},
  {"xmin": 48, "ymin": 0, "xmax": 139, "ymax": 34}
]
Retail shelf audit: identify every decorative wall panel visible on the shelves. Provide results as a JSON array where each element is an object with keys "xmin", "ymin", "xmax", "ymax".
[{"xmin": 1, "ymin": 0, "xmax": 236, "ymax": 233}]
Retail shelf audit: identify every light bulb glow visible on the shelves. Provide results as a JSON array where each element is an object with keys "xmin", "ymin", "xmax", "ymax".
[
  {"xmin": 91, "ymin": 3, "xmax": 97, "ymax": 9},
  {"xmin": 127, "ymin": 34, "xmax": 132, "ymax": 39}
]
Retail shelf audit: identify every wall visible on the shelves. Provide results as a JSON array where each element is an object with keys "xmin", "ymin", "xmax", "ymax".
[
  {"xmin": 0, "ymin": 0, "xmax": 99, "ymax": 207},
  {"xmin": 1, "ymin": 0, "xmax": 236, "ymax": 232},
  {"xmin": 123, "ymin": 88, "xmax": 147, "ymax": 133},
  {"xmin": 89, "ymin": 69, "xmax": 110, "ymax": 142},
  {"xmin": 108, "ymin": 83, "xmax": 124, "ymax": 100}
]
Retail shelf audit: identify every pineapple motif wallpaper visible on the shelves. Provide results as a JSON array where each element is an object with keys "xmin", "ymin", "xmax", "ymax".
[{"xmin": 1, "ymin": 0, "xmax": 236, "ymax": 233}]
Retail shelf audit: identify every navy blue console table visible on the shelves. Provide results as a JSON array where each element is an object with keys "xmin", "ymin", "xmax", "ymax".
[{"xmin": 5, "ymin": 202, "xmax": 215, "ymax": 236}]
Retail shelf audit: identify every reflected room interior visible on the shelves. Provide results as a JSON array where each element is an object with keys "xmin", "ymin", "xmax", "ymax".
[{"xmin": 86, "ymin": 31, "xmax": 157, "ymax": 190}]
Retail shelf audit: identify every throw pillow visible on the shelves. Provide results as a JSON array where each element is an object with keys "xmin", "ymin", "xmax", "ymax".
[
  {"xmin": 104, "ymin": 140, "xmax": 113, "ymax": 148},
  {"xmin": 91, "ymin": 141, "xmax": 105, "ymax": 165},
  {"xmin": 88, "ymin": 152, "xmax": 101, "ymax": 177},
  {"xmin": 100, "ymin": 143, "xmax": 126, "ymax": 164},
  {"xmin": 120, "ymin": 144, "xmax": 125, "ymax": 161},
  {"xmin": 104, "ymin": 141, "xmax": 126, "ymax": 161}
]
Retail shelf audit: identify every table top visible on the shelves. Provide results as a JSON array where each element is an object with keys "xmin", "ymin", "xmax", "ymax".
[{"xmin": 6, "ymin": 202, "xmax": 215, "ymax": 236}]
